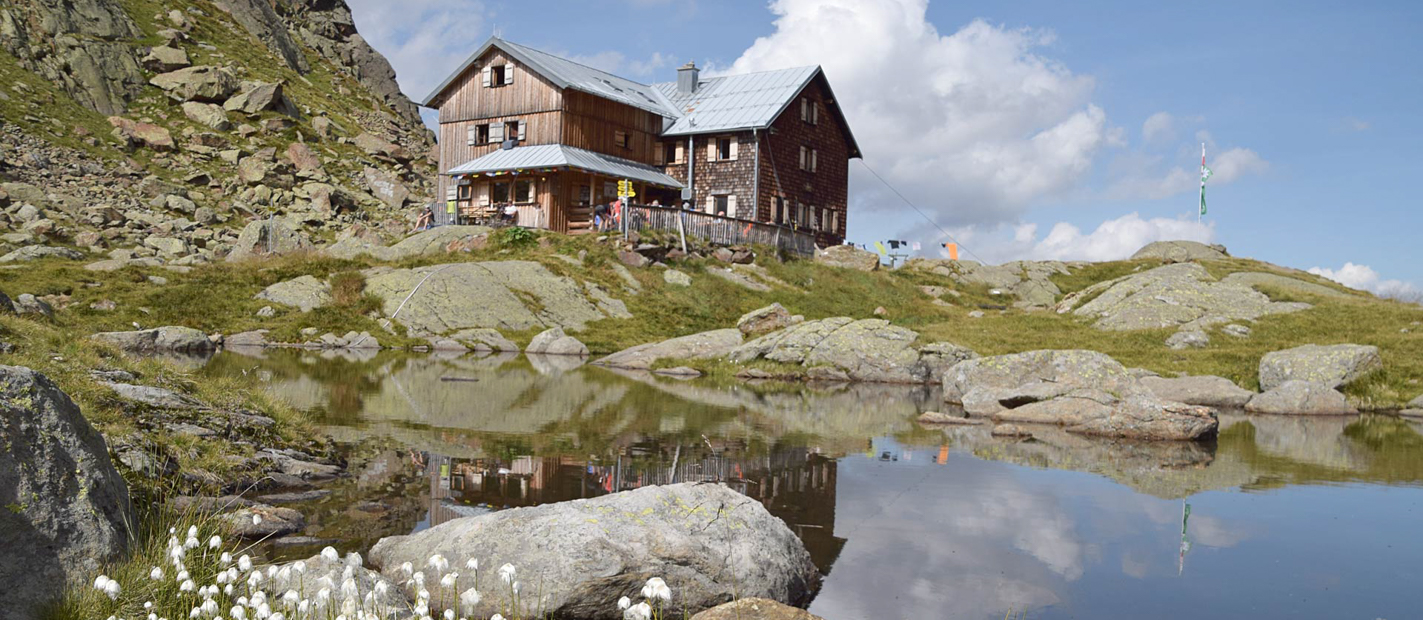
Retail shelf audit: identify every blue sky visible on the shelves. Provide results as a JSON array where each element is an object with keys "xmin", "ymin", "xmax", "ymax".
[{"xmin": 348, "ymin": 0, "xmax": 1423, "ymax": 296}]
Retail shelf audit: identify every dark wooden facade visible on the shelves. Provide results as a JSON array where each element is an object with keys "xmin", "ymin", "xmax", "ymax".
[{"xmin": 428, "ymin": 41, "xmax": 856, "ymax": 243}]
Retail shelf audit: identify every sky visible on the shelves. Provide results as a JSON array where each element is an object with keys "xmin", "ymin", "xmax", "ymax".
[{"xmin": 346, "ymin": 0, "xmax": 1423, "ymax": 297}]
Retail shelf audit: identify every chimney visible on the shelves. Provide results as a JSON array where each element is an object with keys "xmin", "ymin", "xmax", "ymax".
[{"xmin": 677, "ymin": 61, "xmax": 699, "ymax": 94}]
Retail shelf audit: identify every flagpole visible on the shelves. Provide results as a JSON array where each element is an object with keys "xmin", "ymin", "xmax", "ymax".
[{"xmin": 1199, "ymin": 142, "xmax": 1205, "ymax": 224}]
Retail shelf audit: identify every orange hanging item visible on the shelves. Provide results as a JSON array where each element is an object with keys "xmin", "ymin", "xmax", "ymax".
[{"xmin": 947, "ymin": 243, "xmax": 959, "ymax": 260}]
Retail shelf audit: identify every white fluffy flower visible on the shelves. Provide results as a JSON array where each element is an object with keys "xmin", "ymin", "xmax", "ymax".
[
  {"xmin": 150, "ymin": 567, "xmax": 164, "ymax": 580},
  {"xmin": 497, "ymin": 564, "xmax": 515, "ymax": 584},
  {"xmin": 617, "ymin": 596, "xmax": 631, "ymax": 610},
  {"xmin": 490, "ymin": 615, "xmax": 504, "ymax": 620},
  {"xmin": 426, "ymin": 554, "xmax": 449, "ymax": 574},
  {"xmin": 399, "ymin": 562, "xmax": 413, "ymax": 578},
  {"xmin": 293, "ymin": 561, "xmax": 307, "ymax": 574},
  {"xmin": 625, "ymin": 601, "xmax": 652, "ymax": 620},
  {"xmin": 439, "ymin": 573, "xmax": 457, "ymax": 589},
  {"xmin": 186, "ymin": 536, "xmax": 200, "ymax": 550},
  {"xmin": 459, "ymin": 588, "xmax": 481, "ymax": 614},
  {"xmin": 180, "ymin": 579, "xmax": 196, "ymax": 592},
  {"xmin": 641, "ymin": 577, "xmax": 671, "ymax": 602},
  {"xmin": 220, "ymin": 552, "xmax": 233, "ymax": 565},
  {"xmin": 238, "ymin": 555, "xmax": 253, "ymax": 572},
  {"xmin": 230, "ymin": 606, "xmax": 247, "ymax": 620},
  {"xmin": 464, "ymin": 558, "xmax": 477, "ymax": 571},
  {"xmin": 321, "ymin": 547, "xmax": 340, "ymax": 562}
]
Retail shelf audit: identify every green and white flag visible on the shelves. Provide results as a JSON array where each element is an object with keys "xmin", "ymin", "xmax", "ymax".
[{"xmin": 1199, "ymin": 146, "xmax": 1213, "ymax": 217}]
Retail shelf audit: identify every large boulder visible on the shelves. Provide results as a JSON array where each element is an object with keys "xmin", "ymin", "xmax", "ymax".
[
  {"xmin": 1219, "ymin": 272, "xmax": 1352, "ymax": 299},
  {"xmin": 108, "ymin": 116, "xmax": 175, "ymax": 150},
  {"xmin": 324, "ymin": 225, "xmax": 491, "ymax": 261},
  {"xmin": 226, "ymin": 219, "xmax": 312, "ymax": 261},
  {"xmin": 0, "ymin": 245, "xmax": 86, "ymax": 262},
  {"xmin": 1056, "ymin": 263, "xmax": 1311, "ymax": 331},
  {"xmin": 813, "ymin": 245, "xmax": 879, "ymax": 271},
  {"xmin": 180, "ymin": 101, "xmax": 230, "ymax": 130},
  {"xmin": 737, "ymin": 303, "xmax": 797, "ymax": 335},
  {"xmin": 363, "ymin": 262, "xmax": 608, "ymax": 335},
  {"xmin": 1130, "ymin": 240, "xmax": 1228, "ymax": 262},
  {"xmin": 1140, "ymin": 375, "xmax": 1254, "ymax": 408},
  {"xmin": 1245, "ymin": 380, "xmax": 1358, "ymax": 415},
  {"xmin": 1258, "ymin": 344, "xmax": 1382, "ymax": 391},
  {"xmin": 255, "ymin": 275, "xmax": 331, "ymax": 312},
  {"xmin": 369, "ymin": 483, "xmax": 819, "ymax": 619},
  {"xmin": 92, "ymin": 326, "xmax": 216, "ymax": 354},
  {"xmin": 943, "ymin": 350, "xmax": 1217, "ymax": 440},
  {"xmin": 223, "ymin": 80, "xmax": 296, "ymax": 115},
  {"xmin": 525, "ymin": 327, "xmax": 589, "ymax": 357},
  {"xmin": 149, "ymin": 65, "xmax": 239, "ymax": 102},
  {"xmin": 0, "ymin": 366, "xmax": 133, "ymax": 618},
  {"xmin": 353, "ymin": 132, "xmax": 411, "ymax": 162},
  {"xmin": 729, "ymin": 318, "xmax": 974, "ymax": 384},
  {"xmin": 141, "ymin": 45, "xmax": 189, "ymax": 72},
  {"xmin": 595, "ymin": 329, "xmax": 743, "ymax": 370},
  {"xmin": 905, "ymin": 259, "xmax": 1069, "ymax": 309},
  {"xmin": 362, "ymin": 166, "xmax": 409, "ymax": 208}
]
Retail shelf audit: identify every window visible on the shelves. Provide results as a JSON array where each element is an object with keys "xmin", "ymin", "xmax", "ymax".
[
  {"xmin": 800, "ymin": 147, "xmax": 818, "ymax": 172},
  {"xmin": 492, "ymin": 182, "xmax": 510, "ymax": 204},
  {"xmin": 457, "ymin": 183, "xmax": 472, "ymax": 201},
  {"xmin": 615, "ymin": 131, "xmax": 629, "ymax": 149},
  {"xmin": 714, "ymin": 195, "xmax": 729, "ymax": 216},
  {"xmin": 773, "ymin": 196, "xmax": 786, "ymax": 224},
  {"xmin": 487, "ymin": 63, "xmax": 511, "ymax": 86},
  {"xmin": 801, "ymin": 97, "xmax": 818, "ymax": 125},
  {"xmin": 662, "ymin": 142, "xmax": 680, "ymax": 165},
  {"xmin": 475, "ymin": 123, "xmax": 490, "ymax": 144},
  {"xmin": 711, "ymin": 136, "xmax": 737, "ymax": 161},
  {"xmin": 514, "ymin": 179, "xmax": 535, "ymax": 203},
  {"xmin": 504, "ymin": 121, "xmax": 522, "ymax": 144},
  {"xmin": 577, "ymin": 185, "xmax": 591, "ymax": 205}
]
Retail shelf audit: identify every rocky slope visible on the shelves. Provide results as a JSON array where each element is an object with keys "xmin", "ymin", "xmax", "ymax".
[{"xmin": 0, "ymin": 0, "xmax": 435, "ymax": 264}]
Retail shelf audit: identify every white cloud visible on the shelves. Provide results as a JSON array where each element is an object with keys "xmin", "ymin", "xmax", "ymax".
[
  {"xmin": 1308, "ymin": 263, "xmax": 1422, "ymax": 301},
  {"xmin": 346, "ymin": 0, "xmax": 489, "ymax": 103},
  {"xmin": 729, "ymin": 0, "xmax": 1110, "ymax": 226},
  {"xmin": 1105, "ymin": 146, "xmax": 1267, "ymax": 201},
  {"xmin": 1141, "ymin": 112, "xmax": 1174, "ymax": 143},
  {"xmin": 940, "ymin": 212, "xmax": 1215, "ymax": 264}
]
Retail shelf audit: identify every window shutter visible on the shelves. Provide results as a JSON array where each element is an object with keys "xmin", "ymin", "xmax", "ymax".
[
  {"xmin": 812, "ymin": 102, "xmax": 819, "ymax": 125},
  {"xmin": 811, "ymin": 149, "xmax": 819, "ymax": 172},
  {"xmin": 674, "ymin": 142, "xmax": 684, "ymax": 164},
  {"xmin": 705, "ymin": 199, "xmax": 715, "ymax": 215},
  {"xmin": 729, "ymin": 136, "xmax": 738, "ymax": 160},
  {"xmin": 727, "ymin": 194, "xmax": 738, "ymax": 218},
  {"xmin": 801, "ymin": 98, "xmax": 808, "ymax": 122},
  {"xmin": 799, "ymin": 146, "xmax": 806, "ymax": 170},
  {"xmin": 490, "ymin": 123, "xmax": 504, "ymax": 142},
  {"xmin": 518, "ymin": 120, "xmax": 527, "ymax": 141},
  {"xmin": 503, "ymin": 63, "xmax": 514, "ymax": 84},
  {"xmin": 708, "ymin": 141, "xmax": 717, "ymax": 161},
  {"xmin": 478, "ymin": 184, "xmax": 490, "ymax": 206},
  {"xmin": 466, "ymin": 126, "xmax": 475, "ymax": 146},
  {"xmin": 482, "ymin": 66, "xmax": 492, "ymax": 87},
  {"xmin": 445, "ymin": 186, "xmax": 457, "ymax": 201}
]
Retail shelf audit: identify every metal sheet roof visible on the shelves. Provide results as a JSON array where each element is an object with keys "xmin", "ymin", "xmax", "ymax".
[
  {"xmin": 446, "ymin": 144, "xmax": 683, "ymax": 188},
  {"xmin": 421, "ymin": 38, "xmax": 673, "ymax": 117},
  {"xmin": 652, "ymin": 66, "xmax": 820, "ymax": 136}
]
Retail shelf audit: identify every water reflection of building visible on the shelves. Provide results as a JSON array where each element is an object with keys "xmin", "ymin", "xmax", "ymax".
[{"xmin": 419, "ymin": 443, "xmax": 846, "ymax": 572}]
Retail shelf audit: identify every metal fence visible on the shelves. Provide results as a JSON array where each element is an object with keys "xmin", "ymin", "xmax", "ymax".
[{"xmin": 623, "ymin": 203, "xmax": 819, "ymax": 257}]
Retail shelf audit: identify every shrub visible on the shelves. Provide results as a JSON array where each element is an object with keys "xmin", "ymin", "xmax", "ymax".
[
  {"xmin": 330, "ymin": 271, "xmax": 368, "ymax": 307},
  {"xmin": 495, "ymin": 226, "xmax": 536, "ymax": 248}
]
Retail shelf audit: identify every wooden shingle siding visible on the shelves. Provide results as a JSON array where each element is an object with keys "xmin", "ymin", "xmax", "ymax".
[{"xmin": 758, "ymin": 74, "xmax": 849, "ymax": 246}]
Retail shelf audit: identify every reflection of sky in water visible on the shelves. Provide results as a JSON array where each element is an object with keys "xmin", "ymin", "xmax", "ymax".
[
  {"xmin": 817, "ymin": 438, "xmax": 1423, "ymax": 620},
  {"xmin": 206, "ymin": 350, "xmax": 1423, "ymax": 620}
]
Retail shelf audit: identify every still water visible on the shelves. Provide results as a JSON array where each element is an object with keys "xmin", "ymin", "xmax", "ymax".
[{"xmin": 204, "ymin": 348, "xmax": 1423, "ymax": 620}]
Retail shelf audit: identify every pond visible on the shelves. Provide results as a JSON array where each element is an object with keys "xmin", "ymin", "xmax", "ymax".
[{"xmin": 203, "ymin": 348, "xmax": 1423, "ymax": 620}]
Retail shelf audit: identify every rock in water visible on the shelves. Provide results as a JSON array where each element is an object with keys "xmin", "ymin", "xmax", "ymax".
[
  {"xmin": 1130, "ymin": 240, "xmax": 1228, "ymax": 262},
  {"xmin": 813, "ymin": 244, "xmax": 879, "ymax": 271},
  {"xmin": 92, "ymin": 326, "xmax": 216, "ymax": 353},
  {"xmin": 525, "ymin": 327, "xmax": 589, "ymax": 356},
  {"xmin": 1245, "ymin": 380, "xmax": 1359, "ymax": 415},
  {"xmin": 369, "ymin": 483, "xmax": 819, "ymax": 619},
  {"xmin": 691, "ymin": 599, "xmax": 824, "ymax": 620},
  {"xmin": 1139, "ymin": 375, "xmax": 1254, "ymax": 408},
  {"xmin": 0, "ymin": 365, "xmax": 133, "ymax": 618},
  {"xmin": 1257, "ymin": 344, "xmax": 1382, "ymax": 391},
  {"xmin": 728, "ymin": 317, "xmax": 975, "ymax": 384},
  {"xmin": 595, "ymin": 329, "xmax": 744, "ymax": 370}
]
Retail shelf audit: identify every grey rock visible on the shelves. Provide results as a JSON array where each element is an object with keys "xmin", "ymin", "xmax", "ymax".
[
  {"xmin": 149, "ymin": 65, "xmax": 238, "ymax": 102},
  {"xmin": 449, "ymin": 328, "xmax": 519, "ymax": 353},
  {"xmin": 1246, "ymin": 380, "xmax": 1359, "ymax": 415},
  {"xmin": 525, "ymin": 327, "xmax": 589, "ymax": 357},
  {"xmin": 917, "ymin": 411, "xmax": 983, "ymax": 425},
  {"xmin": 217, "ymin": 0, "xmax": 309, "ymax": 73},
  {"xmin": 1220, "ymin": 272, "xmax": 1352, "ymax": 299},
  {"xmin": 255, "ymin": 275, "xmax": 331, "ymax": 312},
  {"xmin": 226, "ymin": 330, "xmax": 270, "ymax": 347},
  {"xmin": 618, "ymin": 249, "xmax": 651, "ymax": 268},
  {"xmin": 104, "ymin": 382, "xmax": 204, "ymax": 409},
  {"xmin": 256, "ymin": 305, "xmax": 276, "ymax": 318},
  {"xmin": 324, "ymin": 225, "xmax": 491, "ymax": 261},
  {"xmin": 691, "ymin": 598, "xmax": 825, "ymax": 620},
  {"xmin": 141, "ymin": 45, "xmax": 189, "ymax": 72},
  {"xmin": 1057, "ymin": 263, "xmax": 1311, "ymax": 331},
  {"xmin": 663, "ymin": 268, "xmax": 693, "ymax": 287},
  {"xmin": 1166, "ymin": 329, "xmax": 1210, "ymax": 350},
  {"xmin": 1223, "ymin": 323, "xmax": 1252, "ymax": 338},
  {"xmin": 654, "ymin": 366, "xmax": 702, "ymax": 377},
  {"xmin": 219, "ymin": 504, "xmax": 306, "ymax": 538},
  {"xmin": 180, "ymin": 101, "xmax": 230, "ymax": 130},
  {"xmin": 595, "ymin": 329, "xmax": 744, "ymax": 370},
  {"xmin": 611, "ymin": 262, "xmax": 642, "ymax": 291},
  {"xmin": 585, "ymin": 282, "xmax": 632, "ymax": 319},
  {"xmin": 13, "ymin": 294, "xmax": 55, "ymax": 319},
  {"xmin": 352, "ymin": 132, "xmax": 409, "ymax": 161},
  {"xmin": 144, "ymin": 235, "xmax": 188, "ymax": 257},
  {"xmin": 92, "ymin": 326, "xmax": 216, "ymax": 353},
  {"xmin": 223, "ymin": 80, "xmax": 296, "ymax": 115},
  {"xmin": 729, "ymin": 318, "xmax": 972, "ymax": 384},
  {"xmin": 707, "ymin": 266, "xmax": 773, "ymax": 292},
  {"xmin": 943, "ymin": 349, "xmax": 1137, "ymax": 411},
  {"xmin": 0, "ymin": 365, "xmax": 133, "ymax": 618},
  {"xmin": 369, "ymin": 483, "xmax": 819, "ymax": 619},
  {"xmin": 1140, "ymin": 375, "xmax": 1254, "ymax": 408},
  {"xmin": 362, "ymin": 262, "xmax": 607, "ymax": 335},
  {"xmin": 992, "ymin": 389, "xmax": 1219, "ymax": 441},
  {"xmin": 0, "ymin": 245, "xmax": 85, "ymax": 262},
  {"xmin": 257, "ymin": 489, "xmax": 331, "ymax": 504},
  {"xmin": 905, "ymin": 258, "xmax": 1069, "ymax": 309},
  {"xmin": 227, "ymin": 219, "xmax": 312, "ymax": 261},
  {"xmin": 1258, "ymin": 344, "xmax": 1382, "ymax": 391},
  {"xmin": 991, "ymin": 423, "xmax": 1034, "ymax": 438},
  {"xmin": 362, "ymin": 166, "xmax": 409, "ymax": 208},
  {"xmin": 737, "ymin": 303, "xmax": 796, "ymax": 335},
  {"xmin": 814, "ymin": 244, "xmax": 879, "ymax": 271},
  {"xmin": 1130, "ymin": 240, "xmax": 1228, "ymax": 262}
]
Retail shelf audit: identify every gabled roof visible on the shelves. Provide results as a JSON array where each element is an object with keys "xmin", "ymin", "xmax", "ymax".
[
  {"xmin": 421, "ymin": 37, "xmax": 672, "ymax": 117},
  {"xmin": 422, "ymin": 37, "xmax": 860, "ymax": 157},
  {"xmin": 446, "ymin": 144, "xmax": 683, "ymax": 188}
]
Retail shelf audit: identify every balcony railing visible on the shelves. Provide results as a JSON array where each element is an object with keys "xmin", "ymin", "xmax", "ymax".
[{"xmin": 622, "ymin": 204, "xmax": 819, "ymax": 257}]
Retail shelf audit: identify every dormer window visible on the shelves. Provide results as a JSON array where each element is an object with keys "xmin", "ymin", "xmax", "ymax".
[
  {"xmin": 491, "ymin": 64, "xmax": 507, "ymax": 84},
  {"xmin": 483, "ymin": 62, "xmax": 514, "ymax": 88}
]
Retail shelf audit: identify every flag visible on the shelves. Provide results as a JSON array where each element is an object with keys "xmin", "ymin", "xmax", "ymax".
[
  {"xmin": 911, "ymin": 241, "xmax": 922, "ymax": 251},
  {"xmin": 1199, "ymin": 148, "xmax": 1213, "ymax": 216},
  {"xmin": 873, "ymin": 241, "xmax": 887, "ymax": 255}
]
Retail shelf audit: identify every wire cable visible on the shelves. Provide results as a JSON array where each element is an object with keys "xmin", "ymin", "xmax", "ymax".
[{"xmin": 855, "ymin": 159, "xmax": 987, "ymax": 264}]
